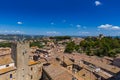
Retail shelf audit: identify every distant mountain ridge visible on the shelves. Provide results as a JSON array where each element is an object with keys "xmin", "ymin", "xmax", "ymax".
[{"xmin": 0, "ymin": 34, "xmax": 44, "ymax": 41}]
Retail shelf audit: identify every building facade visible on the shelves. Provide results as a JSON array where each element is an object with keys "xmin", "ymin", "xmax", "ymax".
[{"xmin": 0, "ymin": 41, "xmax": 42, "ymax": 80}]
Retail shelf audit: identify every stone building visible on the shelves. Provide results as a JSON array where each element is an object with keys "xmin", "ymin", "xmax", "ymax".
[
  {"xmin": 0, "ymin": 41, "xmax": 42, "ymax": 80},
  {"xmin": 42, "ymin": 64, "xmax": 74, "ymax": 80},
  {"xmin": 56, "ymin": 56, "xmax": 73, "ymax": 71}
]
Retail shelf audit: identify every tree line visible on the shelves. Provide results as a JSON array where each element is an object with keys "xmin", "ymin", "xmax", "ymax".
[
  {"xmin": 0, "ymin": 42, "xmax": 11, "ymax": 47},
  {"xmin": 49, "ymin": 36, "xmax": 71, "ymax": 41},
  {"xmin": 30, "ymin": 41, "xmax": 45, "ymax": 48},
  {"xmin": 64, "ymin": 37, "xmax": 120, "ymax": 57}
]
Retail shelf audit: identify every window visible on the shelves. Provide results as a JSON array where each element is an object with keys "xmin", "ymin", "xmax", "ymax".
[
  {"xmin": 6, "ymin": 64, "xmax": 9, "ymax": 67},
  {"xmin": 23, "ymin": 52, "xmax": 25, "ymax": 55},
  {"xmin": 23, "ymin": 51, "xmax": 27, "ymax": 55},
  {"xmin": 22, "ymin": 68, "xmax": 24, "ymax": 70},
  {"xmin": 25, "ymin": 50, "xmax": 27, "ymax": 53},
  {"xmin": 10, "ymin": 74, "xmax": 12, "ymax": 78},
  {"xmin": 31, "ymin": 75, "xmax": 33, "ymax": 79},
  {"xmin": 31, "ymin": 67, "xmax": 33, "ymax": 71}
]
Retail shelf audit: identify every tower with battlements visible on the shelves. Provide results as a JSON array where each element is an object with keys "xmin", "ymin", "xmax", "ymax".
[
  {"xmin": 0, "ymin": 41, "xmax": 42, "ymax": 80},
  {"xmin": 11, "ymin": 41, "xmax": 30, "ymax": 80}
]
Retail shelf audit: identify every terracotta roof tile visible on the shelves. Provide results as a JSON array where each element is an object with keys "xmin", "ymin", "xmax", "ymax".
[
  {"xmin": 43, "ymin": 64, "xmax": 73, "ymax": 80},
  {"xmin": 0, "ymin": 55, "xmax": 14, "ymax": 66},
  {"xmin": 0, "ymin": 67, "xmax": 16, "ymax": 74}
]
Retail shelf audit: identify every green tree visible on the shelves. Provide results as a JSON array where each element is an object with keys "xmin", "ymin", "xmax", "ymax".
[
  {"xmin": 64, "ymin": 41, "xmax": 75, "ymax": 53},
  {"xmin": 30, "ymin": 41, "xmax": 44, "ymax": 48}
]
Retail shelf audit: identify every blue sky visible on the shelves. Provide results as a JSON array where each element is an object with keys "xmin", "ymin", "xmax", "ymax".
[{"xmin": 0, "ymin": 0, "xmax": 120, "ymax": 36}]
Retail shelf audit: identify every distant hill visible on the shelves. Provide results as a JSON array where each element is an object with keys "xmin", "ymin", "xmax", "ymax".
[{"xmin": 0, "ymin": 34, "xmax": 44, "ymax": 41}]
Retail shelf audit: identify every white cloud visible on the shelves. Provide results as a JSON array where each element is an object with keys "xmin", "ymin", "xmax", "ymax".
[
  {"xmin": 46, "ymin": 31, "xmax": 59, "ymax": 35},
  {"xmin": 51, "ymin": 22, "xmax": 55, "ymax": 25},
  {"xmin": 98, "ymin": 24, "xmax": 111, "ymax": 29},
  {"xmin": 76, "ymin": 25, "xmax": 87, "ymax": 29},
  {"xmin": 5, "ymin": 30, "xmax": 8, "ymax": 33},
  {"xmin": 17, "ymin": 21, "xmax": 23, "ymax": 25},
  {"xmin": 16, "ymin": 31, "xmax": 22, "ymax": 33},
  {"xmin": 76, "ymin": 24, "xmax": 81, "ymax": 28},
  {"xmin": 111, "ymin": 26, "xmax": 120, "ymax": 30},
  {"xmin": 95, "ymin": 1, "xmax": 101, "ymax": 6},
  {"xmin": 0, "ymin": 30, "xmax": 24, "ymax": 34},
  {"xmin": 98, "ymin": 24, "xmax": 120, "ymax": 30},
  {"xmin": 79, "ymin": 31, "xmax": 89, "ymax": 34}
]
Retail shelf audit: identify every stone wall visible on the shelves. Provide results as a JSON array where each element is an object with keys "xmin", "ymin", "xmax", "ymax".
[
  {"xmin": 29, "ymin": 63, "xmax": 43, "ymax": 80},
  {"xmin": 0, "ymin": 41, "xmax": 43, "ymax": 80},
  {"xmin": 0, "ymin": 70, "xmax": 16, "ymax": 80}
]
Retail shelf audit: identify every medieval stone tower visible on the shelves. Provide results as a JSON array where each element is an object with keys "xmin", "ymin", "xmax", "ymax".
[{"xmin": 11, "ymin": 41, "xmax": 30, "ymax": 80}]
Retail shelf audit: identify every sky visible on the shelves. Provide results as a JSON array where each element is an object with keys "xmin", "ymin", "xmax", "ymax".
[{"xmin": 0, "ymin": 0, "xmax": 120, "ymax": 36}]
